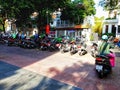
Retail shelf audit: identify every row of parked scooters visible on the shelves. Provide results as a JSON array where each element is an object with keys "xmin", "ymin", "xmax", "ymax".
[
  {"xmin": 0, "ymin": 34, "xmax": 89, "ymax": 56},
  {"xmin": 60, "ymin": 40, "xmax": 88, "ymax": 56},
  {"xmin": 0, "ymin": 36, "xmax": 62, "ymax": 52}
]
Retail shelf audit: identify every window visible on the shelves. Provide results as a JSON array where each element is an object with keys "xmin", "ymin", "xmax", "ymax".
[
  {"xmin": 105, "ymin": 25, "xmax": 108, "ymax": 33},
  {"xmin": 112, "ymin": 25, "xmax": 116, "ymax": 34},
  {"xmin": 118, "ymin": 25, "xmax": 120, "ymax": 33}
]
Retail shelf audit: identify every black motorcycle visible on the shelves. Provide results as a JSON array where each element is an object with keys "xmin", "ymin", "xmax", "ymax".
[
  {"xmin": 78, "ymin": 48, "xmax": 87, "ymax": 56},
  {"xmin": 39, "ymin": 40, "xmax": 49, "ymax": 51},
  {"xmin": 7, "ymin": 37, "xmax": 19, "ymax": 46},
  {"xmin": 19, "ymin": 39, "xmax": 37, "ymax": 49},
  {"xmin": 47, "ymin": 39, "xmax": 61, "ymax": 52},
  {"xmin": 95, "ymin": 55, "xmax": 112, "ymax": 78}
]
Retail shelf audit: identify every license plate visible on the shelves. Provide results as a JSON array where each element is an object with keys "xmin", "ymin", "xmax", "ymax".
[{"xmin": 96, "ymin": 65, "xmax": 103, "ymax": 70}]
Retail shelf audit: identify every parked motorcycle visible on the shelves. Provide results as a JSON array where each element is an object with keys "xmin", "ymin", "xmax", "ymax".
[
  {"xmin": 19, "ymin": 39, "xmax": 37, "ymax": 49},
  {"xmin": 78, "ymin": 42, "xmax": 87, "ymax": 56},
  {"xmin": 95, "ymin": 54, "xmax": 112, "ymax": 78},
  {"xmin": 39, "ymin": 40, "xmax": 50, "ymax": 51},
  {"xmin": 0, "ymin": 36, "xmax": 7, "ymax": 44},
  {"xmin": 48, "ymin": 39, "xmax": 61, "ymax": 52},
  {"xmin": 78, "ymin": 48, "xmax": 87, "ymax": 56},
  {"xmin": 7, "ymin": 37, "xmax": 19, "ymax": 46},
  {"xmin": 60, "ymin": 42, "xmax": 70, "ymax": 53},
  {"xmin": 116, "ymin": 40, "xmax": 120, "ymax": 48},
  {"xmin": 0, "ymin": 33, "xmax": 9, "ymax": 44},
  {"xmin": 70, "ymin": 43, "xmax": 78, "ymax": 55},
  {"xmin": 91, "ymin": 43, "xmax": 98, "ymax": 57}
]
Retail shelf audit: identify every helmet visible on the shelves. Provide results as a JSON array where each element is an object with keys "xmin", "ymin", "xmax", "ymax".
[
  {"xmin": 70, "ymin": 40, "xmax": 76, "ymax": 44},
  {"xmin": 102, "ymin": 35, "xmax": 108, "ymax": 40}
]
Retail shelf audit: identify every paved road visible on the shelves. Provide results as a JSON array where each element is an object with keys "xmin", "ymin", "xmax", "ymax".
[
  {"xmin": 0, "ymin": 61, "xmax": 81, "ymax": 90},
  {"xmin": 0, "ymin": 44, "xmax": 120, "ymax": 90}
]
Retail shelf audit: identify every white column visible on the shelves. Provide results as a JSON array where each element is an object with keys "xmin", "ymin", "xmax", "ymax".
[
  {"xmin": 102, "ymin": 24, "xmax": 106, "ymax": 34},
  {"xmin": 75, "ymin": 31, "xmax": 77, "ymax": 37},
  {"xmin": 64, "ymin": 30, "xmax": 67, "ymax": 36},
  {"xmin": 118, "ymin": 14, "xmax": 120, "ymax": 25},
  {"xmin": 108, "ymin": 24, "xmax": 112, "ymax": 33}
]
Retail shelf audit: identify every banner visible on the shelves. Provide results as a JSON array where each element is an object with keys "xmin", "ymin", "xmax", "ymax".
[{"xmin": 46, "ymin": 25, "xmax": 50, "ymax": 34}]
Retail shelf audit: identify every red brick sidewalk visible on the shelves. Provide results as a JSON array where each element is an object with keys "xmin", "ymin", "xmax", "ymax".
[{"xmin": 0, "ymin": 45, "xmax": 120, "ymax": 90}]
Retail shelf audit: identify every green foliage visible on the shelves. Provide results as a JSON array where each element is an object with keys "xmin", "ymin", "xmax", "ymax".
[
  {"xmin": 99, "ymin": 0, "xmax": 119, "ymax": 10},
  {"xmin": 0, "ymin": 25, "xmax": 3, "ymax": 31},
  {"xmin": 61, "ymin": 0, "xmax": 96, "ymax": 24},
  {"xmin": 105, "ymin": 17, "xmax": 116, "ymax": 20},
  {"xmin": 83, "ymin": 0, "xmax": 96, "ymax": 15},
  {"xmin": 0, "ymin": 0, "xmax": 96, "ymax": 32},
  {"xmin": 0, "ymin": 0, "xmax": 32, "ymax": 18},
  {"xmin": 0, "ymin": 0, "xmax": 35, "ymax": 32},
  {"xmin": 92, "ymin": 16, "xmax": 104, "ymax": 36},
  {"xmin": 102, "ymin": 33, "xmax": 115, "ymax": 37},
  {"xmin": 90, "ymin": 34, "xmax": 94, "ymax": 41}
]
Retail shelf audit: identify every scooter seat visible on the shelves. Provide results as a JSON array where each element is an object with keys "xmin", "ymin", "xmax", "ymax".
[{"xmin": 96, "ymin": 55, "xmax": 109, "ymax": 59}]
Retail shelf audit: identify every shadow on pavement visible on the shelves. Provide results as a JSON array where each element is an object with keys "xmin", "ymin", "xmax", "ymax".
[
  {"xmin": 0, "ymin": 61, "xmax": 82, "ymax": 90},
  {"xmin": 47, "ymin": 61, "xmax": 119, "ymax": 90}
]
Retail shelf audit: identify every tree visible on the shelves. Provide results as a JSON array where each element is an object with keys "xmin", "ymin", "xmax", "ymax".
[
  {"xmin": 99, "ymin": 0, "xmax": 119, "ymax": 10},
  {"xmin": 32, "ymin": 0, "xmax": 71, "ymax": 29},
  {"xmin": 0, "ymin": 0, "xmax": 71, "ymax": 33},
  {"xmin": 92, "ymin": 16, "xmax": 104, "ymax": 36},
  {"xmin": 60, "ymin": 0, "xmax": 96, "ymax": 24},
  {"xmin": 0, "ymin": 6, "xmax": 5, "ymax": 33},
  {"xmin": 99, "ymin": 0, "xmax": 119, "ymax": 17},
  {"xmin": 0, "ymin": 0, "xmax": 34, "ymax": 32},
  {"xmin": 0, "ymin": 0, "xmax": 95, "ymax": 33}
]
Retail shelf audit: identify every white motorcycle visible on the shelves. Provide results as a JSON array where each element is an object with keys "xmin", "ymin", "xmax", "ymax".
[{"xmin": 91, "ymin": 43, "xmax": 98, "ymax": 57}]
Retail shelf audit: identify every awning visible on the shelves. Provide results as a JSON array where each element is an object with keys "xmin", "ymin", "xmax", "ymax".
[
  {"xmin": 74, "ymin": 24, "xmax": 89, "ymax": 29},
  {"xmin": 54, "ymin": 24, "xmax": 89, "ymax": 30},
  {"xmin": 54, "ymin": 27, "xmax": 83, "ymax": 30},
  {"xmin": 39, "ymin": 24, "xmax": 89, "ymax": 31}
]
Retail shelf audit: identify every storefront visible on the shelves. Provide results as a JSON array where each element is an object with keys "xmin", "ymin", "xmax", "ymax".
[{"xmin": 51, "ymin": 25, "xmax": 89, "ymax": 41}]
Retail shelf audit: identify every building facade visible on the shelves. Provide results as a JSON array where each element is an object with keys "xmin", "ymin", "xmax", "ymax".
[
  {"xmin": 102, "ymin": 7, "xmax": 120, "ymax": 38},
  {"xmin": 50, "ymin": 10, "xmax": 93, "ymax": 41}
]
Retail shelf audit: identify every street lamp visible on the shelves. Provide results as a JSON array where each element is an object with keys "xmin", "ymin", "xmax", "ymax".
[
  {"xmin": 0, "ymin": 5, "xmax": 3, "ymax": 14},
  {"xmin": 46, "ymin": 10, "xmax": 50, "ymax": 34},
  {"xmin": 30, "ymin": 12, "xmax": 39, "ymax": 36},
  {"xmin": 46, "ymin": 11, "xmax": 49, "ymax": 25},
  {"xmin": 0, "ymin": 6, "xmax": 4, "ymax": 18}
]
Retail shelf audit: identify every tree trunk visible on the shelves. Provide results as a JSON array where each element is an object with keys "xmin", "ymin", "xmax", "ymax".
[{"xmin": 2, "ymin": 23, "xmax": 5, "ymax": 33}]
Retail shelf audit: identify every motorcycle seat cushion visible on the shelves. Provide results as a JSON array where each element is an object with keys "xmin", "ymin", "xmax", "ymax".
[{"xmin": 96, "ymin": 54, "xmax": 109, "ymax": 59}]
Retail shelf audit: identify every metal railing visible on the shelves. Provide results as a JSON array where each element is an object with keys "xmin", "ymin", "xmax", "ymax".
[{"xmin": 56, "ymin": 20, "xmax": 75, "ymax": 28}]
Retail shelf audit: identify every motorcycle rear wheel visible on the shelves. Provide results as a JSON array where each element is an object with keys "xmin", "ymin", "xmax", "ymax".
[{"xmin": 98, "ymin": 72, "xmax": 104, "ymax": 78}]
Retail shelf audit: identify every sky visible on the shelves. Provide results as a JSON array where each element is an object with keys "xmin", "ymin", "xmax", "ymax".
[{"xmin": 94, "ymin": 0, "xmax": 108, "ymax": 17}]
